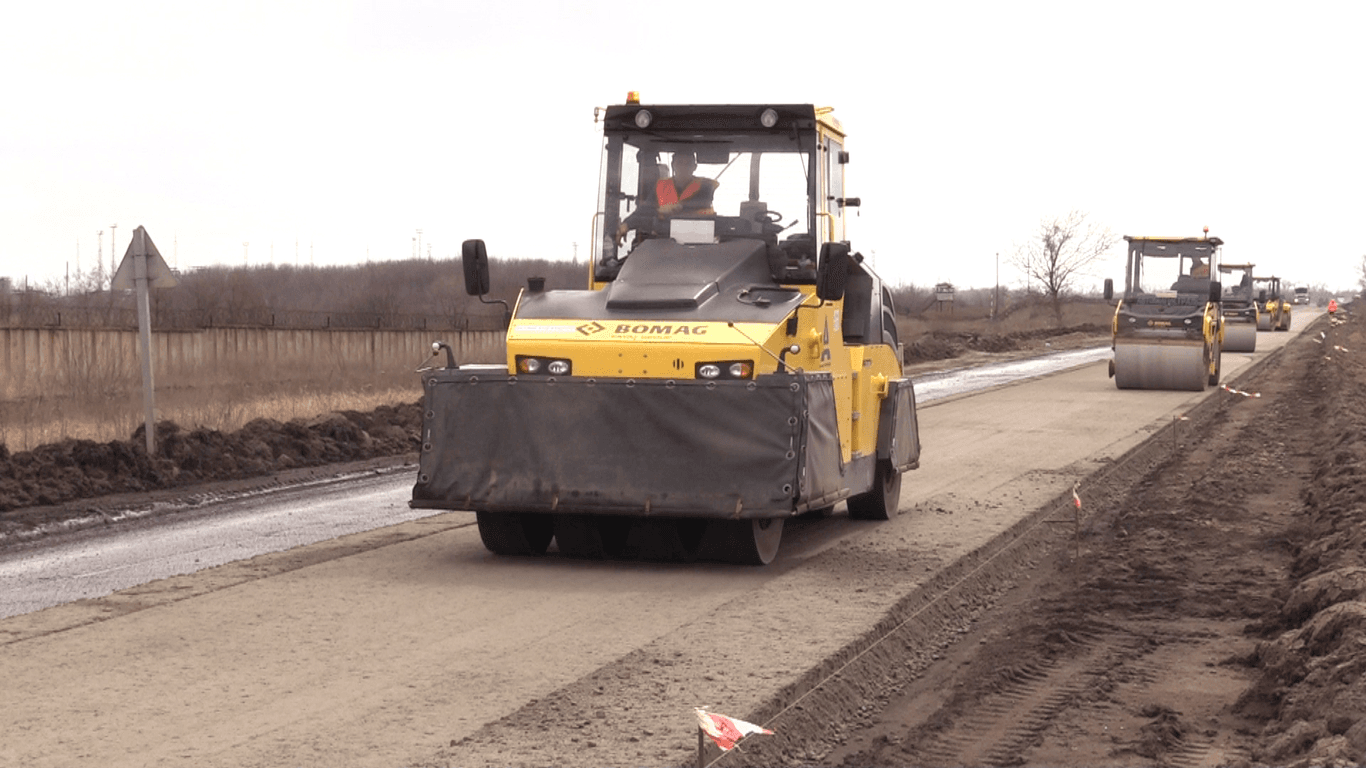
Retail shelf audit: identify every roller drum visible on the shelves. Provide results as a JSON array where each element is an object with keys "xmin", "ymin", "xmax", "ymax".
[
  {"xmin": 1113, "ymin": 342, "xmax": 1208, "ymax": 391},
  {"xmin": 1223, "ymin": 322, "xmax": 1257, "ymax": 352},
  {"xmin": 1257, "ymin": 313, "xmax": 1272, "ymax": 331}
]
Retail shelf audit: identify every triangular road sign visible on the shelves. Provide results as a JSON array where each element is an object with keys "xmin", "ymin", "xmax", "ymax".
[{"xmin": 112, "ymin": 226, "xmax": 178, "ymax": 290}]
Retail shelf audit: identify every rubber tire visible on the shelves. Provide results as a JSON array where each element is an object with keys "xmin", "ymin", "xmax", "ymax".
[
  {"xmin": 626, "ymin": 518, "xmax": 707, "ymax": 562},
  {"xmin": 553, "ymin": 514, "xmax": 628, "ymax": 559},
  {"xmin": 848, "ymin": 462, "xmax": 902, "ymax": 521},
  {"xmin": 709, "ymin": 517, "xmax": 784, "ymax": 565},
  {"xmin": 476, "ymin": 512, "xmax": 554, "ymax": 556},
  {"xmin": 1208, "ymin": 342, "xmax": 1221, "ymax": 386}
]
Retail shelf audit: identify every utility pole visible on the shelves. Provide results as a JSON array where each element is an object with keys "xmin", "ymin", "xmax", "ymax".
[
  {"xmin": 416, "ymin": 229, "xmax": 423, "ymax": 262},
  {"xmin": 994, "ymin": 252, "xmax": 1000, "ymax": 321},
  {"xmin": 243, "ymin": 242, "xmax": 249, "ymax": 266},
  {"xmin": 110, "ymin": 223, "xmax": 118, "ymax": 277}
]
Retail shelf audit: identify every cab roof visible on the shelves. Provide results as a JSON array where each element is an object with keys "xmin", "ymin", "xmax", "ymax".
[
  {"xmin": 600, "ymin": 103, "xmax": 842, "ymax": 138},
  {"xmin": 1123, "ymin": 235, "xmax": 1225, "ymax": 246}
]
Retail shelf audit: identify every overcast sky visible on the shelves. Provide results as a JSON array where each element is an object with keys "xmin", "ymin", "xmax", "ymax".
[{"xmin": 3, "ymin": 0, "xmax": 1363, "ymax": 294}]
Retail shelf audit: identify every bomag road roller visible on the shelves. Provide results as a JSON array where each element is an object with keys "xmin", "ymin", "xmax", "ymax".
[
  {"xmin": 1104, "ymin": 233, "xmax": 1224, "ymax": 391},
  {"xmin": 409, "ymin": 98, "xmax": 921, "ymax": 565},
  {"xmin": 1253, "ymin": 276, "xmax": 1290, "ymax": 331},
  {"xmin": 1218, "ymin": 262, "xmax": 1259, "ymax": 352}
]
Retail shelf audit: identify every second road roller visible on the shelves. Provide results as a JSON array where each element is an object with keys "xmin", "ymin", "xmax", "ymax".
[
  {"xmin": 1218, "ymin": 262, "xmax": 1259, "ymax": 352},
  {"xmin": 1105, "ymin": 232, "xmax": 1224, "ymax": 391}
]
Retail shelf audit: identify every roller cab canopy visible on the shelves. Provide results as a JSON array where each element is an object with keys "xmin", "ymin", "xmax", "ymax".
[{"xmin": 594, "ymin": 103, "xmax": 856, "ymax": 287}]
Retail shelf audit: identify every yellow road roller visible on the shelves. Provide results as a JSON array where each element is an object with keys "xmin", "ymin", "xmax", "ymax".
[
  {"xmin": 1105, "ymin": 234, "xmax": 1224, "ymax": 391},
  {"xmin": 1218, "ymin": 262, "xmax": 1258, "ymax": 352},
  {"xmin": 410, "ymin": 99, "xmax": 920, "ymax": 565},
  {"xmin": 1254, "ymin": 276, "xmax": 1291, "ymax": 331}
]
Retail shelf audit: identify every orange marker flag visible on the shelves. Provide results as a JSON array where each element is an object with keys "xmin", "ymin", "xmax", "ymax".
[{"xmin": 695, "ymin": 708, "xmax": 773, "ymax": 751}]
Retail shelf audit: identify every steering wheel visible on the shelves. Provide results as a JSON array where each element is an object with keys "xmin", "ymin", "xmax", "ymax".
[{"xmin": 761, "ymin": 210, "xmax": 783, "ymax": 223}]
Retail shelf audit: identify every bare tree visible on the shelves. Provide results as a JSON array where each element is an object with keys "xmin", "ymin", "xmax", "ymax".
[{"xmin": 1011, "ymin": 211, "xmax": 1117, "ymax": 323}]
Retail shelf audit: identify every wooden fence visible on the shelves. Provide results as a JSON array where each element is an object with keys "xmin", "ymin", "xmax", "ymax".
[{"xmin": 0, "ymin": 326, "xmax": 505, "ymax": 400}]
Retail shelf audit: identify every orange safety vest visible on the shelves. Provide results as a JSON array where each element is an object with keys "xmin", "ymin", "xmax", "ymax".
[
  {"xmin": 656, "ymin": 178, "xmax": 703, "ymax": 206},
  {"xmin": 1328, "ymin": 299, "xmax": 1338, "ymax": 314}
]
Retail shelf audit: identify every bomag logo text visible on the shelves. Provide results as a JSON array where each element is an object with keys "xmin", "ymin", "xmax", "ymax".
[{"xmin": 614, "ymin": 324, "xmax": 708, "ymax": 335}]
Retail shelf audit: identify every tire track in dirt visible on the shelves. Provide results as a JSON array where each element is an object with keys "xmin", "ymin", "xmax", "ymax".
[{"xmin": 817, "ymin": 316, "xmax": 1324, "ymax": 767}]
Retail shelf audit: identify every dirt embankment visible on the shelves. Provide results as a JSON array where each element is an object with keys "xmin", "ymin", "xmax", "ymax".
[
  {"xmin": 0, "ymin": 404, "xmax": 423, "ymax": 537},
  {"xmin": 902, "ymin": 323, "xmax": 1109, "ymax": 363},
  {"xmin": 832, "ymin": 307, "xmax": 1366, "ymax": 767}
]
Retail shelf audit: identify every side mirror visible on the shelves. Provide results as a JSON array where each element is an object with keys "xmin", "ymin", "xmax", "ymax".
[
  {"xmin": 1103, "ymin": 278, "xmax": 1114, "ymax": 301},
  {"xmin": 1209, "ymin": 280, "xmax": 1222, "ymax": 303},
  {"xmin": 817, "ymin": 241, "xmax": 851, "ymax": 302},
  {"xmin": 462, "ymin": 239, "xmax": 490, "ymax": 296}
]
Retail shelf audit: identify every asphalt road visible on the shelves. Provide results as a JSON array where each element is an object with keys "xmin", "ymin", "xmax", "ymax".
[{"xmin": 0, "ymin": 313, "xmax": 1316, "ymax": 768}]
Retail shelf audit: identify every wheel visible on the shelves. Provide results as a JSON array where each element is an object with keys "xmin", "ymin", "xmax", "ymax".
[
  {"xmin": 628, "ymin": 518, "xmax": 707, "ymax": 562},
  {"xmin": 707, "ymin": 518, "xmax": 784, "ymax": 565},
  {"xmin": 848, "ymin": 462, "xmax": 902, "ymax": 521},
  {"xmin": 553, "ymin": 514, "xmax": 628, "ymax": 559},
  {"xmin": 476, "ymin": 512, "xmax": 554, "ymax": 556}
]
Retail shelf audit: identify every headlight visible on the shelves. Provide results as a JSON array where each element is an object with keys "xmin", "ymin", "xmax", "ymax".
[
  {"xmin": 634, "ymin": 109, "xmax": 652, "ymax": 128},
  {"xmin": 516, "ymin": 356, "xmax": 571, "ymax": 376},
  {"xmin": 760, "ymin": 108, "xmax": 778, "ymax": 128},
  {"xmin": 695, "ymin": 360, "xmax": 754, "ymax": 380}
]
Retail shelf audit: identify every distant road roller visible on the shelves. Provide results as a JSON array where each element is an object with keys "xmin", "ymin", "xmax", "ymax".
[
  {"xmin": 1105, "ymin": 233, "xmax": 1224, "ymax": 391},
  {"xmin": 410, "ymin": 99, "xmax": 920, "ymax": 565},
  {"xmin": 1253, "ymin": 276, "xmax": 1291, "ymax": 331},
  {"xmin": 1218, "ymin": 262, "xmax": 1258, "ymax": 352}
]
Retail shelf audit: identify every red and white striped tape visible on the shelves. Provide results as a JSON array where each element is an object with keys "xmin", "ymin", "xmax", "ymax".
[{"xmin": 1221, "ymin": 384, "xmax": 1261, "ymax": 398}]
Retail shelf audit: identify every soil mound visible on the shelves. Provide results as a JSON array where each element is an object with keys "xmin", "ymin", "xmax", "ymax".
[
  {"xmin": 903, "ymin": 323, "xmax": 1108, "ymax": 363},
  {"xmin": 1236, "ymin": 309, "xmax": 1366, "ymax": 766},
  {"xmin": 0, "ymin": 402, "xmax": 422, "ymax": 527}
]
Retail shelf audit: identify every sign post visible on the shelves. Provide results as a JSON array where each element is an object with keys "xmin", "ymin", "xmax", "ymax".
[{"xmin": 111, "ymin": 226, "xmax": 178, "ymax": 455}]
